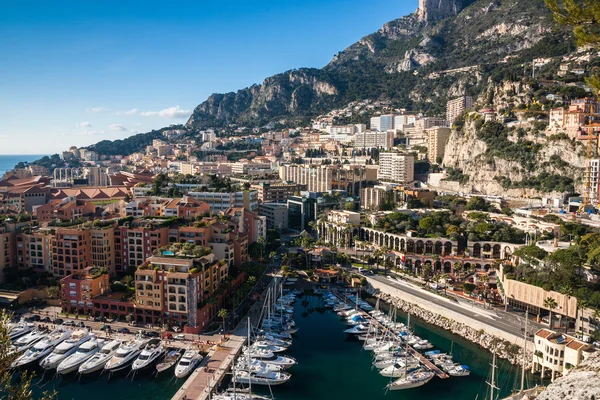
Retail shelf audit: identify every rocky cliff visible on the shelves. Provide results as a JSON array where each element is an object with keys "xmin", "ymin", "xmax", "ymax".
[
  {"xmin": 535, "ymin": 351, "xmax": 600, "ymax": 400},
  {"xmin": 186, "ymin": 0, "xmax": 570, "ymax": 130},
  {"xmin": 417, "ymin": 0, "xmax": 465, "ymax": 21}
]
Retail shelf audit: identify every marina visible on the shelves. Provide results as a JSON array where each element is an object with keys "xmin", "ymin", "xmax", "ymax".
[{"xmin": 21, "ymin": 278, "xmax": 547, "ymax": 399}]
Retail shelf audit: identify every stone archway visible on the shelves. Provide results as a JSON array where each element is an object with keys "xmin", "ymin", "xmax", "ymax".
[
  {"xmin": 416, "ymin": 240, "xmax": 424, "ymax": 254},
  {"xmin": 407, "ymin": 240, "xmax": 415, "ymax": 253},
  {"xmin": 443, "ymin": 261, "xmax": 452, "ymax": 273},
  {"xmin": 425, "ymin": 240, "xmax": 433, "ymax": 254},
  {"xmin": 400, "ymin": 239, "xmax": 406, "ymax": 251},
  {"xmin": 444, "ymin": 241, "xmax": 452, "ymax": 256},
  {"xmin": 434, "ymin": 241, "xmax": 443, "ymax": 255},
  {"xmin": 434, "ymin": 260, "xmax": 442, "ymax": 272},
  {"xmin": 472, "ymin": 243, "xmax": 481, "ymax": 258},
  {"xmin": 493, "ymin": 244, "xmax": 501, "ymax": 259}
]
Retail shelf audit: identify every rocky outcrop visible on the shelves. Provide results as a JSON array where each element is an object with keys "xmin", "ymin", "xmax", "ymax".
[
  {"xmin": 535, "ymin": 352, "xmax": 600, "ymax": 400},
  {"xmin": 417, "ymin": 0, "xmax": 464, "ymax": 21},
  {"xmin": 375, "ymin": 292, "xmax": 529, "ymax": 364}
]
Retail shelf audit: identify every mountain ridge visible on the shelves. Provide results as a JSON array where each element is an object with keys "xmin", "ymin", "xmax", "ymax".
[{"xmin": 186, "ymin": 0, "xmax": 571, "ymax": 130}]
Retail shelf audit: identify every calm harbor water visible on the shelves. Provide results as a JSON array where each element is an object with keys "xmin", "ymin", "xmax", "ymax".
[
  {"xmin": 0, "ymin": 154, "xmax": 46, "ymax": 177},
  {"xmin": 252, "ymin": 293, "xmax": 545, "ymax": 400},
  {"xmin": 27, "ymin": 364, "xmax": 184, "ymax": 400}
]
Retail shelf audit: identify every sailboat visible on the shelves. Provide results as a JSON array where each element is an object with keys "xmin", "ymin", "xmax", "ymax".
[{"xmin": 386, "ymin": 342, "xmax": 434, "ymax": 390}]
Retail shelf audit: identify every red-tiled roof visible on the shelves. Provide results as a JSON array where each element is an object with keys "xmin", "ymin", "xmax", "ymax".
[{"xmin": 536, "ymin": 329, "xmax": 554, "ymax": 339}]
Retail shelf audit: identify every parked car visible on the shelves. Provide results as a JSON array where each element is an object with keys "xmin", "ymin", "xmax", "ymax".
[
  {"xmin": 53, "ymin": 318, "xmax": 64, "ymax": 325},
  {"xmin": 118, "ymin": 327, "xmax": 130, "ymax": 334},
  {"xmin": 94, "ymin": 316, "xmax": 106, "ymax": 322},
  {"xmin": 27, "ymin": 315, "xmax": 41, "ymax": 322},
  {"xmin": 100, "ymin": 325, "xmax": 112, "ymax": 331},
  {"xmin": 143, "ymin": 330, "xmax": 159, "ymax": 338},
  {"xmin": 41, "ymin": 317, "xmax": 52, "ymax": 323},
  {"xmin": 171, "ymin": 326, "xmax": 181, "ymax": 333},
  {"xmin": 64, "ymin": 320, "xmax": 76, "ymax": 326},
  {"xmin": 174, "ymin": 334, "xmax": 186, "ymax": 340},
  {"xmin": 76, "ymin": 321, "xmax": 86, "ymax": 328},
  {"xmin": 128, "ymin": 321, "xmax": 138, "ymax": 327}
]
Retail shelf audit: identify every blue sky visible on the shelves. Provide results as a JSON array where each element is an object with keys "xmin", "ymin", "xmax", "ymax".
[{"xmin": 0, "ymin": 0, "xmax": 418, "ymax": 155}]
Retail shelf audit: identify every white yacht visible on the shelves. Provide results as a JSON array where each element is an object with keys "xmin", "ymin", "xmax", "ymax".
[
  {"xmin": 445, "ymin": 364, "xmax": 470, "ymax": 377},
  {"xmin": 251, "ymin": 341, "xmax": 287, "ymax": 353},
  {"xmin": 131, "ymin": 338, "xmax": 165, "ymax": 371},
  {"xmin": 379, "ymin": 361, "xmax": 420, "ymax": 378},
  {"xmin": 40, "ymin": 330, "xmax": 91, "ymax": 370},
  {"xmin": 12, "ymin": 328, "xmax": 71, "ymax": 368},
  {"xmin": 174, "ymin": 349, "xmax": 203, "ymax": 379},
  {"xmin": 78, "ymin": 339, "xmax": 121, "ymax": 375},
  {"xmin": 57, "ymin": 337, "xmax": 105, "ymax": 374},
  {"xmin": 386, "ymin": 370, "xmax": 434, "ymax": 390},
  {"xmin": 9, "ymin": 320, "xmax": 35, "ymax": 340},
  {"xmin": 12, "ymin": 329, "xmax": 48, "ymax": 353},
  {"xmin": 238, "ymin": 355, "xmax": 296, "ymax": 370},
  {"xmin": 343, "ymin": 324, "xmax": 370, "ymax": 335},
  {"xmin": 104, "ymin": 336, "xmax": 147, "ymax": 372},
  {"xmin": 233, "ymin": 369, "xmax": 291, "ymax": 386},
  {"xmin": 237, "ymin": 358, "xmax": 282, "ymax": 373},
  {"xmin": 243, "ymin": 347, "xmax": 274, "ymax": 360}
]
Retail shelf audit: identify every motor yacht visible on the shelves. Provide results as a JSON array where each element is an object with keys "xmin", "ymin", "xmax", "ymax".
[
  {"xmin": 156, "ymin": 350, "xmax": 182, "ymax": 374},
  {"xmin": 343, "ymin": 324, "xmax": 370, "ymax": 335},
  {"xmin": 237, "ymin": 358, "xmax": 282, "ymax": 373},
  {"xmin": 104, "ymin": 336, "xmax": 147, "ymax": 372},
  {"xmin": 78, "ymin": 339, "xmax": 121, "ymax": 375},
  {"xmin": 413, "ymin": 340, "xmax": 433, "ymax": 350},
  {"xmin": 9, "ymin": 320, "xmax": 35, "ymax": 340},
  {"xmin": 12, "ymin": 328, "xmax": 71, "ymax": 368},
  {"xmin": 57, "ymin": 337, "xmax": 105, "ymax": 375},
  {"xmin": 233, "ymin": 369, "xmax": 291, "ymax": 386},
  {"xmin": 251, "ymin": 341, "xmax": 287, "ymax": 353},
  {"xmin": 444, "ymin": 364, "xmax": 470, "ymax": 377},
  {"xmin": 243, "ymin": 347, "xmax": 274, "ymax": 360},
  {"xmin": 131, "ymin": 338, "xmax": 164, "ymax": 371},
  {"xmin": 379, "ymin": 361, "xmax": 420, "ymax": 378},
  {"xmin": 386, "ymin": 370, "xmax": 434, "ymax": 390},
  {"xmin": 12, "ymin": 328, "xmax": 49, "ymax": 353},
  {"xmin": 174, "ymin": 349, "xmax": 202, "ymax": 379},
  {"xmin": 40, "ymin": 330, "xmax": 91, "ymax": 370},
  {"xmin": 238, "ymin": 355, "xmax": 296, "ymax": 369}
]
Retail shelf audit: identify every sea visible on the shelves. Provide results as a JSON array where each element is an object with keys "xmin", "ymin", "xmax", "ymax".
[{"xmin": 0, "ymin": 154, "xmax": 47, "ymax": 177}]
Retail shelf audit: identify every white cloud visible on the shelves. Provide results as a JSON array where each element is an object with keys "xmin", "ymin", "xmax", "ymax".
[
  {"xmin": 140, "ymin": 105, "xmax": 191, "ymax": 119},
  {"xmin": 109, "ymin": 123, "xmax": 128, "ymax": 131},
  {"xmin": 76, "ymin": 121, "xmax": 92, "ymax": 128},
  {"xmin": 86, "ymin": 107, "xmax": 105, "ymax": 113},
  {"xmin": 81, "ymin": 129, "xmax": 105, "ymax": 136}
]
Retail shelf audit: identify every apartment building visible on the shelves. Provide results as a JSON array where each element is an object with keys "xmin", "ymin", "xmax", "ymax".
[
  {"xmin": 0, "ymin": 231, "xmax": 15, "ymax": 283},
  {"xmin": 163, "ymin": 196, "xmax": 211, "ymax": 219},
  {"xmin": 250, "ymin": 182, "xmax": 306, "ymax": 203},
  {"xmin": 426, "ymin": 127, "xmax": 452, "ymax": 164},
  {"xmin": 116, "ymin": 221, "xmax": 169, "ymax": 273},
  {"xmin": 187, "ymin": 190, "xmax": 258, "ymax": 212},
  {"xmin": 447, "ymin": 96, "xmax": 473, "ymax": 124},
  {"xmin": 61, "ymin": 266, "xmax": 109, "ymax": 313},
  {"xmin": 360, "ymin": 185, "xmax": 394, "ymax": 211},
  {"xmin": 52, "ymin": 228, "xmax": 92, "ymax": 277},
  {"xmin": 16, "ymin": 230, "xmax": 53, "ymax": 272},
  {"xmin": 279, "ymin": 165, "xmax": 333, "ymax": 193},
  {"xmin": 353, "ymin": 131, "xmax": 394, "ymax": 150},
  {"xmin": 415, "ymin": 117, "xmax": 449, "ymax": 133},
  {"xmin": 231, "ymin": 162, "xmax": 272, "ymax": 175},
  {"xmin": 224, "ymin": 207, "xmax": 266, "ymax": 245},
  {"xmin": 532, "ymin": 329, "xmax": 596, "ymax": 382},
  {"xmin": 89, "ymin": 226, "xmax": 116, "ymax": 276},
  {"xmin": 258, "ymin": 203, "xmax": 289, "ymax": 230},
  {"xmin": 178, "ymin": 226, "xmax": 211, "ymax": 247},
  {"xmin": 378, "ymin": 153, "xmax": 415, "ymax": 183}
]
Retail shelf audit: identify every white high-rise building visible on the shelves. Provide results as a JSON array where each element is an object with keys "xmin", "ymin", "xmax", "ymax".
[
  {"xmin": 378, "ymin": 153, "xmax": 415, "ymax": 183},
  {"xmin": 370, "ymin": 116, "xmax": 381, "ymax": 131},
  {"xmin": 447, "ymin": 96, "xmax": 473, "ymax": 124},
  {"xmin": 278, "ymin": 165, "xmax": 333, "ymax": 192},
  {"xmin": 353, "ymin": 131, "xmax": 394, "ymax": 150}
]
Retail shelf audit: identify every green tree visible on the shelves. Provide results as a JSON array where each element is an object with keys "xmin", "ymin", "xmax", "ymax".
[
  {"xmin": 122, "ymin": 275, "xmax": 134, "ymax": 288},
  {"xmin": 546, "ymin": 0, "xmax": 600, "ymax": 92},
  {"xmin": 46, "ymin": 286, "xmax": 60, "ymax": 299}
]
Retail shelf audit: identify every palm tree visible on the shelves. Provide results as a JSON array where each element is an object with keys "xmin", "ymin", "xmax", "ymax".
[
  {"xmin": 453, "ymin": 262, "xmax": 464, "ymax": 281},
  {"xmin": 218, "ymin": 308, "xmax": 228, "ymax": 332},
  {"xmin": 257, "ymin": 236, "xmax": 266, "ymax": 261},
  {"xmin": 543, "ymin": 297, "xmax": 558, "ymax": 328}
]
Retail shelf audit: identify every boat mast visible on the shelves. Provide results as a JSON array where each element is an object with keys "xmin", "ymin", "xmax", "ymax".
[
  {"xmin": 520, "ymin": 310, "xmax": 529, "ymax": 393},
  {"xmin": 487, "ymin": 350, "xmax": 499, "ymax": 400}
]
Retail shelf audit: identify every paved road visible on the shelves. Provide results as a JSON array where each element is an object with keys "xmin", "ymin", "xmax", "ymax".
[{"xmin": 368, "ymin": 275, "xmax": 542, "ymax": 341}]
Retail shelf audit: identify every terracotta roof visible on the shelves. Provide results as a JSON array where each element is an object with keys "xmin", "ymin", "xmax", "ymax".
[
  {"xmin": 567, "ymin": 340, "xmax": 587, "ymax": 351},
  {"xmin": 535, "ymin": 329, "xmax": 554, "ymax": 339}
]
